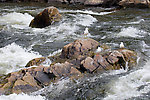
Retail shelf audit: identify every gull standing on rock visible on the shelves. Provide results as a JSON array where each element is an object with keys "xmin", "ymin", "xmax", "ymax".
[
  {"xmin": 120, "ymin": 42, "xmax": 125, "ymax": 48},
  {"xmin": 83, "ymin": 27, "xmax": 89, "ymax": 37},
  {"xmin": 96, "ymin": 45, "xmax": 103, "ymax": 53}
]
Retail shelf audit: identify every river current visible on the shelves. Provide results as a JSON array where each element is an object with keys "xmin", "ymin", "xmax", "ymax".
[{"xmin": 0, "ymin": 3, "xmax": 150, "ymax": 100}]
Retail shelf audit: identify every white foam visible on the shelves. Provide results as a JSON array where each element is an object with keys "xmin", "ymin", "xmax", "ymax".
[
  {"xmin": 0, "ymin": 12, "xmax": 33, "ymax": 29},
  {"xmin": 48, "ymin": 49, "xmax": 62, "ymax": 57},
  {"xmin": 106, "ymin": 69, "xmax": 128, "ymax": 76},
  {"xmin": 74, "ymin": 14, "xmax": 97, "ymax": 26},
  {"xmin": 141, "ymin": 41, "xmax": 150, "ymax": 52},
  {"xmin": 117, "ymin": 27, "xmax": 146, "ymax": 37},
  {"xmin": 33, "ymin": 78, "xmax": 70, "ymax": 96},
  {"xmin": 101, "ymin": 36, "xmax": 107, "ymax": 39},
  {"xmin": 44, "ymin": 23, "xmax": 79, "ymax": 42},
  {"xmin": 0, "ymin": 43, "xmax": 41, "ymax": 74},
  {"xmin": 0, "ymin": 93, "xmax": 45, "ymax": 100},
  {"xmin": 0, "ymin": 10, "xmax": 98, "ymax": 42},
  {"xmin": 34, "ymin": 49, "xmax": 62, "ymax": 67},
  {"xmin": 36, "ymin": 13, "xmax": 97, "ymax": 42},
  {"xmin": 32, "ymin": 28, "xmax": 46, "ymax": 32},
  {"xmin": 104, "ymin": 60, "xmax": 150, "ymax": 100},
  {"xmin": 60, "ymin": 9, "xmax": 114, "ymax": 16},
  {"xmin": 128, "ymin": 19, "xmax": 145, "ymax": 24}
]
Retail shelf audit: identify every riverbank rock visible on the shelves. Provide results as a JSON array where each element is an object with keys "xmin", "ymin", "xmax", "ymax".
[
  {"xmin": 84, "ymin": 0, "xmax": 103, "ymax": 6},
  {"xmin": 119, "ymin": 0, "xmax": 150, "ymax": 8},
  {"xmin": 29, "ymin": 6, "xmax": 62, "ymax": 28},
  {"xmin": 0, "ymin": 38, "xmax": 138, "ymax": 95},
  {"xmin": 84, "ymin": 0, "xmax": 121, "ymax": 7}
]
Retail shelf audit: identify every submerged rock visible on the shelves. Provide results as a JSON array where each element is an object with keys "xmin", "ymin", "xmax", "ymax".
[
  {"xmin": 0, "ymin": 38, "xmax": 138, "ymax": 95},
  {"xmin": 29, "ymin": 6, "xmax": 62, "ymax": 28}
]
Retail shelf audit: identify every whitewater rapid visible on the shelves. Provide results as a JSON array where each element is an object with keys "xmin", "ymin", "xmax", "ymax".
[
  {"xmin": 0, "ymin": 93, "xmax": 45, "ymax": 100},
  {"xmin": 0, "ymin": 3, "xmax": 150, "ymax": 100},
  {"xmin": 104, "ymin": 59, "xmax": 150, "ymax": 100},
  {"xmin": 0, "ymin": 43, "xmax": 41, "ymax": 74}
]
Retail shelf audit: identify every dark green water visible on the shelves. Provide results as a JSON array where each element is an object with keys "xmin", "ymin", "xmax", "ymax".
[{"xmin": 0, "ymin": 3, "xmax": 150, "ymax": 100}]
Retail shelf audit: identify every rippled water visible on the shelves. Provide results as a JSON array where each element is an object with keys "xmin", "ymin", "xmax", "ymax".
[{"xmin": 0, "ymin": 3, "xmax": 150, "ymax": 100}]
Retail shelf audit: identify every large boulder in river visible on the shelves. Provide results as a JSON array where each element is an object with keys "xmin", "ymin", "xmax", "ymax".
[{"xmin": 29, "ymin": 6, "xmax": 62, "ymax": 28}]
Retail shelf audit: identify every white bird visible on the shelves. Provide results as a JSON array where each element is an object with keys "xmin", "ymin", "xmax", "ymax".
[
  {"xmin": 96, "ymin": 46, "xmax": 103, "ymax": 53},
  {"xmin": 120, "ymin": 42, "xmax": 125, "ymax": 48},
  {"xmin": 83, "ymin": 27, "xmax": 89, "ymax": 36}
]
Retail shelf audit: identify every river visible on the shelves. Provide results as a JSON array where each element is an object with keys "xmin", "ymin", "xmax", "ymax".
[{"xmin": 0, "ymin": 2, "xmax": 150, "ymax": 100}]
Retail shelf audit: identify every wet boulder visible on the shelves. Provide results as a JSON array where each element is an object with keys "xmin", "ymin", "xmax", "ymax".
[
  {"xmin": 29, "ymin": 6, "xmax": 62, "ymax": 28},
  {"xmin": 12, "ymin": 79, "xmax": 40, "ymax": 94},
  {"xmin": 119, "ymin": 0, "xmax": 150, "ymax": 8},
  {"xmin": 22, "ymin": 72, "xmax": 40, "ymax": 88},
  {"xmin": 118, "ymin": 48, "xmax": 137, "ymax": 68},
  {"xmin": 81, "ymin": 57, "xmax": 98, "ymax": 73},
  {"xmin": 50, "ymin": 61, "xmax": 82, "ymax": 78},
  {"xmin": 61, "ymin": 38, "xmax": 99, "ymax": 59},
  {"xmin": 34, "ymin": 69, "xmax": 52, "ymax": 85}
]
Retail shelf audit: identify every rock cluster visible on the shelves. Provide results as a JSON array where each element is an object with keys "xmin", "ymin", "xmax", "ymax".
[{"xmin": 0, "ymin": 38, "xmax": 137, "ymax": 95}]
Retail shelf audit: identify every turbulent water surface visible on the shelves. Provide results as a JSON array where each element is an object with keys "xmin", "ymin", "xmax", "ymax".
[{"xmin": 0, "ymin": 3, "xmax": 150, "ymax": 100}]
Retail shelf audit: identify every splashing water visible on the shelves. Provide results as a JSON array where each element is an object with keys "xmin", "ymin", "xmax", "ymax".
[
  {"xmin": 104, "ymin": 60, "xmax": 150, "ymax": 100},
  {"xmin": 0, "ymin": 3, "xmax": 150, "ymax": 100},
  {"xmin": 0, "ymin": 12, "xmax": 33, "ymax": 29},
  {"xmin": 0, "ymin": 43, "xmax": 41, "ymax": 74},
  {"xmin": 0, "ymin": 93, "xmax": 45, "ymax": 100},
  {"xmin": 117, "ymin": 27, "xmax": 147, "ymax": 38},
  {"xmin": 60, "ymin": 9, "xmax": 115, "ymax": 16}
]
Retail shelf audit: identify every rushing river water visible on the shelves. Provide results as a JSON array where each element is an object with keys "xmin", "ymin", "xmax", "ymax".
[{"xmin": 0, "ymin": 3, "xmax": 150, "ymax": 100}]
